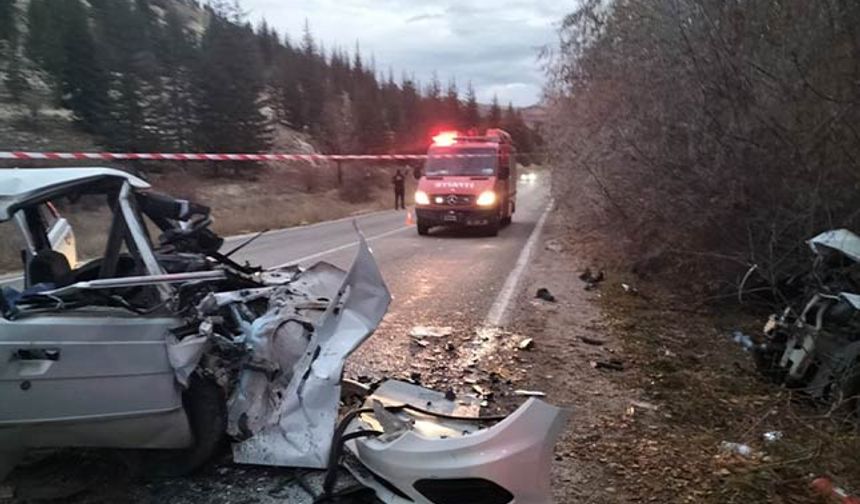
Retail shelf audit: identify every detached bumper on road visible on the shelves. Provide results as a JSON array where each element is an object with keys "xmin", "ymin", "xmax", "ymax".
[
  {"xmin": 345, "ymin": 380, "xmax": 571, "ymax": 504},
  {"xmin": 416, "ymin": 207, "xmax": 497, "ymax": 226}
]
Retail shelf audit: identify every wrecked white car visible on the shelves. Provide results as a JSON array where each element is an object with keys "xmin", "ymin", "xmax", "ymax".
[
  {"xmin": 0, "ymin": 168, "xmax": 569, "ymax": 503},
  {"xmin": 756, "ymin": 229, "xmax": 860, "ymax": 417}
]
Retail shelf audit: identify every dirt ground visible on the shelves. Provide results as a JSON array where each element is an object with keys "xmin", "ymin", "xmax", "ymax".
[{"xmin": 509, "ymin": 211, "xmax": 860, "ymax": 503}]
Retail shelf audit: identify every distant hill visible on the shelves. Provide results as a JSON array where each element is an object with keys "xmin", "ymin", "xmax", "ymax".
[{"xmin": 520, "ymin": 104, "xmax": 547, "ymax": 130}]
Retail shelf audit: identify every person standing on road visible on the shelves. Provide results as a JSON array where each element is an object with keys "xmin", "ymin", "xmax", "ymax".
[{"xmin": 392, "ymin": 169, "xmax": 406, "ymax": 210}]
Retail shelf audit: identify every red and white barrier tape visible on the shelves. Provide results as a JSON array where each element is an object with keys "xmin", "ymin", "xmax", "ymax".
[{"xmin": 0, "ymin": 151, "xmax": 494, "ymax": 162}]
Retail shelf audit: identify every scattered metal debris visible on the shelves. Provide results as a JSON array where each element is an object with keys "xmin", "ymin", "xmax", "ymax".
[
  {"xmin": 762, "ymin": 431, "xmax": 784, "ymax": 444},
  {"xmin": 719, "ymin": 441, "xmax": 753, "ymax": 458},
  {"xmin": 579, "ymin": 268, "xmax": 605, "ymax": 283},
  {"xmin": 409, "ymin": 325, "xmax": 454, "ymax": 338},
  {"xmin": 514, "ymin": 389, "xmax": 547, "ymax": 397},
  {"xmin": 580, "ymin": 336, "xmax": 606, "ymax": 346},
  {"xmin": 621, "ymin": 283, "xmax": 638, "ymax": 295},
  {"xmin": 545, "ymin": 239, "xmax": 564, "ymax": 253},
  {"xmin": 535, "ymin": 287, "xmax": 556, "ymax": 302},
  {"xmin": 579, "ymin": 268, "xmax": 605, "ymax": 291},
  {"xmin": 630, "ymin": 400, "xmax": 659, "ymax": 411},
  {"xmin": 731, "ymin": 331, "xmax": 756, "ymax": 352},
  {"xmin": 590, "ymin": 360, "xmax": 624, "ymax": 371}
]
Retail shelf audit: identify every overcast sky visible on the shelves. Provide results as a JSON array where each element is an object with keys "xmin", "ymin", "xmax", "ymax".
[{"xmin": 241, "ymin": 1, "xmax": 573, "ymax": 107}]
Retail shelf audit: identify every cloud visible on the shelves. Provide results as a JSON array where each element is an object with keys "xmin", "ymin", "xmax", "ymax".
[
  {"xmin": 405, "ymin": 13, "xmax": 444, "ymax": 24},
  {"xmin": 242, "ymin": 0, "xmax": 572, "ymax": 106}
]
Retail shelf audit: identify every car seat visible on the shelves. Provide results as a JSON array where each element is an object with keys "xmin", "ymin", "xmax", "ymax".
[{"xmin": 27, "ymin": 250, "xmax": 73, "ymax": 288}]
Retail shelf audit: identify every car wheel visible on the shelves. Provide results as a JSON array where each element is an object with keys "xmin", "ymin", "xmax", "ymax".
[
  {"xmin": 126, "ymin": 375, "xmax": 227, "ymax": 478},
  {"xmin": 417, "ymin": 221, "xmax": 430, "ymax": 236}
]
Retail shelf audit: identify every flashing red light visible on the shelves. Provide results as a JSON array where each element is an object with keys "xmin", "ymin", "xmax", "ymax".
[{"xmin": 432, "ymin": 131, "xmax": 459, "ymax": 147}]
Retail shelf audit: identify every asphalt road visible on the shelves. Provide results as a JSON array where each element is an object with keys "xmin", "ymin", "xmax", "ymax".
[{"xmin": 227, "ymin": 178, "xmax": 551, "ymax": 381}]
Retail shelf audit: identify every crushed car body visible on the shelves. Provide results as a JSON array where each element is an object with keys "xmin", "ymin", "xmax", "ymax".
[
  {"xmin": 0, "ymin": 167, "xmax": 570, "ymax": 502},
  {"xmin": 755, "ymin": 228, "xmax": 860, "ymax": 411}
]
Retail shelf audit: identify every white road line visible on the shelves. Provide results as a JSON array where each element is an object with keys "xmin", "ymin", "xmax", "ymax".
[
  {"xmin": 484, "ymin": 198, "xmax": 555, "ymax": 327},
  {"xmin": 224, "ymin": 208, "xmax": 399, "ymax": 243},
  {"xmin": 270, "ymin": 225, "xmax": 412, "ymax": 269}
]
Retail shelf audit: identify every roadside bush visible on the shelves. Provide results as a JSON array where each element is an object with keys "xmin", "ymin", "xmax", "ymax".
[
  {"xmin": 338, "ymin": 168, "xmax": 375, "ymax": 204},
  {"xmin": 547, "ymin": 0, "xmax": 860, "ymax": 297}
]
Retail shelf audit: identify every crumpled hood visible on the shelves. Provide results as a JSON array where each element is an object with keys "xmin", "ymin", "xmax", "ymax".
[{"xmin": 184, "ymin": 231, "xmax": 391, "ymax": 469}]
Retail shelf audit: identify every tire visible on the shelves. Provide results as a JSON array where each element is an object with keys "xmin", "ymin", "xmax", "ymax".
[
  {"xmin": 500, "ymin": 215, "xmax": 512, "ymax": 226},
  {"xmin": 417, "ymin": 220, "xmax": 430, "ymax": 236},
  {"xmin": 126, "ymin": 375, "xmax": 227, "ymax": 479}
]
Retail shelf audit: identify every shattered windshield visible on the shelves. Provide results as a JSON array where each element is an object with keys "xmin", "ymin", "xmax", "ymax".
[{"xmin": 424, "ymin": 147, "xmax": 498, "ymax": 177}]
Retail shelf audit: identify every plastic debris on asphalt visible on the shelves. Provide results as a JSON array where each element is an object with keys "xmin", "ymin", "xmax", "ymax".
[
  {"xmin": 514, "ymin": 389, "xmax": 547, "ymax": 397},
  {"xmin": 732, "ymin": 330, "xmax": 756, "ymax": 351},
  {"xmin": 409, "ymin": 326, "xmax": 453, "ymax": 338},
  {"xmin": 535, "ymin": 288, "xmax": 556, "ymax": 302},
  {"xmin": 719, "ymin": 441, "xmax": 753, "ymax": 458}
]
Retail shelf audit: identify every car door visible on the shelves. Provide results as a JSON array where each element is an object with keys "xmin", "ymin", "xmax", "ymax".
[
  {"xmin": 0, "ymin": 310, "xmax": 190, "ymax": 449},
  {"xmin": 0, "ymin": 195, "xmax": 189, "ymax": 451}
]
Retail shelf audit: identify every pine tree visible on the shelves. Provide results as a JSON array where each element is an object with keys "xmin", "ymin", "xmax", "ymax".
[
  {"xmin": 25, "ymin": 0, "xmax": 65, "ymax": 81},
  {"xmin": 399, "ymin": 75, "xmax": 422, "ymax": 151},
  {"xmin": 464, "ymin": 81, "xmax": 481, "ymax": 131},
  {"xmin": 443, "ymin": 79, "xmax": 461, "ymax": 128},
  {"xmin": 194, "ymin": 10, "xmax": 270, "ymax": 164},
  {"xmin": 157, "ymin": 6, "xmax": 198, "ymax": 150},
  {"xmin": 488, "ymin": 94, "xmax": 502, "ymax": 128},
  {"xmin": 296, "ymin": 21, "xmax": 324, "ymax": 130},
  {"xmin": 321, "ymin": 90, "xmax": 357, "ymax": 185},
  {"xmin": 502, "ymin": 101, "xmax": 536, "ymax": 163},
  {"xmin": 5, "ymin": 35, "xmax": 28, "ymax": 101},
  {"xmin": 59, "ymin": 0, "xmax": 109, "ymax": 133},
  {"xmin": 93, "ymin": 0, "xmax": 161, "ymax": 150}
]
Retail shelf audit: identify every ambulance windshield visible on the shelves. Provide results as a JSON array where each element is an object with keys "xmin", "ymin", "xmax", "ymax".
[{"xmin": 424, "ymin": 147, "xmax": 498, "ymax": 176}]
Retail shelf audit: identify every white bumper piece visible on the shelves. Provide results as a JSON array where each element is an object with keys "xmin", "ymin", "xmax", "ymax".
[{"xmin": 345, "ymin": 380, "xmax": 571, "ymax": 504}]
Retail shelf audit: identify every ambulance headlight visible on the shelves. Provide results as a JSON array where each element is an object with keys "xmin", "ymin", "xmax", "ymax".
[
  {"xmin": 476, "ymin": 191, "xmax": 497, "ymax": 207},
  {"xmin": 415, "ymin": 190, "xmax": 430, "ymax": 205}
]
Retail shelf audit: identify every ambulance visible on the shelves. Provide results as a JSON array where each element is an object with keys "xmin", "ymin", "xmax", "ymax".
[{"xmin": 414, "ymin": 129, "xmax": 517, "ymax": 236}]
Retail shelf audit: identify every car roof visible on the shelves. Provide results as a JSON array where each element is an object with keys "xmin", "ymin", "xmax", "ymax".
[{"xmin": 0, "ymin": 167, "xmax": 150, "ymax": 221}]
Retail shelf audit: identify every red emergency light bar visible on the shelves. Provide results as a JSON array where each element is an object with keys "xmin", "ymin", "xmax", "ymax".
[
  {"xmin": 432, "ymin": 131, "xmax": 459, "ymax": 147},
  {"xmin": 431, "ymin": 128, "xmax": 513, "ymax": 147}
]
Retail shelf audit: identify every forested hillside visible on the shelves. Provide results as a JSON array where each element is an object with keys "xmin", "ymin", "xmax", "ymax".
[{"xmin": 0, "ymin": 0, "xmax": 539, "ymax": 158}]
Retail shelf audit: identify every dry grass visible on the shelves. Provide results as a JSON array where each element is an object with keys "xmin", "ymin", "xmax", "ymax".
[
  {"xmin": 596, "ymin": 278, "xmax": 860, "ymax": 503},
  {"xmin": 150, "ymin": 163, "xmax": 415, "ymax": 236}
]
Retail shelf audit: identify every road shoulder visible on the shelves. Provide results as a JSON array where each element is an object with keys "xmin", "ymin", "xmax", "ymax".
[
  {"xmin": 507, "ymin": 210, "xmax": 637, "ymax": 502},
  {"xmin": 507, "ymin": 209, "xmax": 857, "ymax": 503}
]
